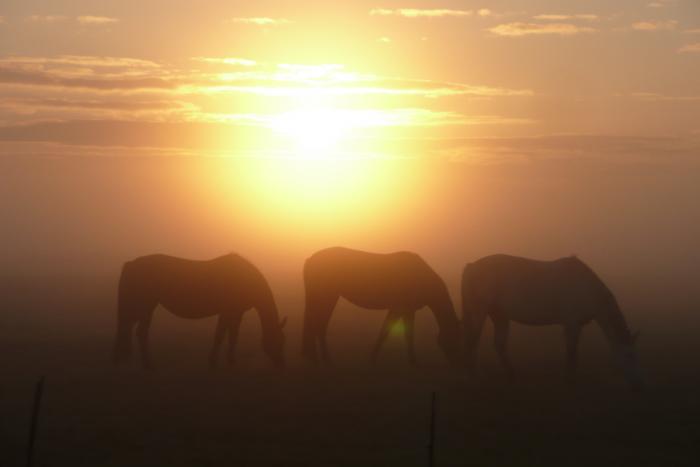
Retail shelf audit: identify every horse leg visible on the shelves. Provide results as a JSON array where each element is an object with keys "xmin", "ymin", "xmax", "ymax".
[
  {"xmin": 113, "ymin": 315, "xmax": 137, "ymax": 365},
  {"xmin": 564, "ymin": 325, "xmax": 582, "ymax": 385},
  {"xmin": 493, "ymin": 318, "xmax": 513, "ymax": 379},
  {"xmin": 464, "ymin": 306, "xmax": 488, "ymax": 375},
  {"xmin": 403, "ymin": 311, "xmax": 417, "ymax": 367},
  {"xmin": 209, "ymin": 312, "xmax": 230, "ymax": 369},
  {"xmin": 302, "ymin": 285, "xmax": 336, "ymax": 366},
  {"xmin": 136, "ymin": 308, "xmax": 155, "ymax": 371},
  {"xmin": 226, "ymin": 312, "xmax": 244, "ymax": 367},
  {"xmin": 316, "ymin": 298, "xmax": 337, "ymax": 367},
  {"xmin": 370, "ymin": 310, "xmax": 398, "ymax": 365},
  {"xmin": 301, "ymin": 302, "xmax": 320, "ymax": 365}
]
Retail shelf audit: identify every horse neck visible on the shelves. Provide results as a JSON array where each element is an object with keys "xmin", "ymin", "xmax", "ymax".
[
  {"xmin": 595, "ymin": 302, "xmax": 632, "ymax": 347},
  {"xmin": 255, "ymin": 288, "xmax": 281, "ymax": 338},
  {"xmin": 427, "ymin": 283, "xmax": 458, "ymax": 332}
]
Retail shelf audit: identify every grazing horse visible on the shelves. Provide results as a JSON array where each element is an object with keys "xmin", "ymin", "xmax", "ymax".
[
  {"xmin": 302, "ymin": 247, "xmax": 461, "ymax": 366},
  {"xmin": 462, "ymin": 254, "xmax": 644, "ymax": 388},
  {"xmin": 113, "ymin": 254, "xmax": 287, "ymax": 370}
]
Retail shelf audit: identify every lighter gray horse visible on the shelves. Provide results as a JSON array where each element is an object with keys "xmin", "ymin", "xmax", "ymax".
[
  {"xmin": 113, "ymin": 254, "xmax": 287, "ymax": 370},
  {"xmin": 462, "ymin": 255, "xmax": 644, "ymax": 388}
]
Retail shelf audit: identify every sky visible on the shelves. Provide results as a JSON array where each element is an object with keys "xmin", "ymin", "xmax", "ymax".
[{"xmin": 0, "ymin": 1, "xmax": 699, "ymax": 288}]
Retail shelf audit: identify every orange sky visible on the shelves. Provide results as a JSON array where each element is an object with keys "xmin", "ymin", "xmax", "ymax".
[{"xmin": 0, "ymin": 1, "xmax": 699, "ymax": 284}]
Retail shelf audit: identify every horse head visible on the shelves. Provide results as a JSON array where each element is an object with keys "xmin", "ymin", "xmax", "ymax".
[
  {"xmin": 263, "ymin": 316, "xmax": 287, "ymax": 369},
  {"xmin": 436, "ymin": 324, "xmax": 463, "ymax": 368},
  {"xmin": 616, "ymin": 330, "xmax": 645, "ymax": 390}
]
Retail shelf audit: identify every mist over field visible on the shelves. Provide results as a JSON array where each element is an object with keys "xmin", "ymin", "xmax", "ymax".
[{"xmin": 2, "ymin": 152, "xmax": 700, "ymax": 466}]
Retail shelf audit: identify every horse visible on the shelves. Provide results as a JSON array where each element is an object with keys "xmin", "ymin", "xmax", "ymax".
[
  {"xmin": 302, "ymin": 247, "xmax": 461, "ymax": 367},
  {"xmin": 461, "ymin": 254, "xmax": 644, "ymax": 388},
  {"xmin": 113, "ymin": 253, "xmax": 287, "ymax": 370}
]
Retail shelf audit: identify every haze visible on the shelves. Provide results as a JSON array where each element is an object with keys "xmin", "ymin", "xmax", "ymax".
[{"xmin": 1, "ymin": 0, "xmax": 698, "ymax": 300}]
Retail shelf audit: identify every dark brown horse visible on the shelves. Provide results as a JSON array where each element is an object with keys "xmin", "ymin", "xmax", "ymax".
[
  {"xmin": 302, "ymin": 247, "xmax": 461, "ymax": 366},
  {"xmin": 462, "ymin": 254, "xmax": 643, "ymax": 388},
  {"xmin": 113, "ymin": 254, "xmax": 286, "ymax": 370}
]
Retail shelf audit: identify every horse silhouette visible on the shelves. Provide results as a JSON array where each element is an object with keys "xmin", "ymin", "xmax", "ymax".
[
  {"xmin": 371, "ymin": 308, "xmax": 419, "ymax": 366},
  {"xmin": 113, "ymin": 254, "xmax": 287, "ymax": 370},
  {"xmin": 302, "ymin": 247, "xmax": 461, "ymax": 366},
  {"xmin": 462, "ymin": 254, "xmax": 644, "ymax": 388}
]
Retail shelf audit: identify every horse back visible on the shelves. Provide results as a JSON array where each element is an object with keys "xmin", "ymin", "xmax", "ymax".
[
  {"xmin": 304, "ymin": 247, "xmax": 442, "ymax": 310},
  {"xmin": 462, "ymin": 255, "xmax": 613, "ymax": 325},
  {"xmin": 120, "ymin": 254, "xmax": 266, "ymax": 316}
]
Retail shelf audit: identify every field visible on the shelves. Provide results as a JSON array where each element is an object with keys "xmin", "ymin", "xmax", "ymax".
[{"xmin": 2, "ymin": 275, "xmax": 699, "ymax": 467}]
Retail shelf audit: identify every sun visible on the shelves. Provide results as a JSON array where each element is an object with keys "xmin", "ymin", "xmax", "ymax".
[
  {"xmin": 215, "ymin": 80, "xmax": 422, "ymax": 231},
  {"xmin": 270, "ymin": 106, "xmax": 353, "ymax": 157}
]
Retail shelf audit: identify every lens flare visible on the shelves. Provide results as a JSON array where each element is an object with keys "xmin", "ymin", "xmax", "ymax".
[{"xmin": 390, "ymin": 319, "xmax": 406, "ymax": 337}]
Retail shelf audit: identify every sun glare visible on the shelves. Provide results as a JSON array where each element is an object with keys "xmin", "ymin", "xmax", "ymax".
[
  {"xmin": 213, "ymin": 67, "xmax": 426, "ymax": 230},
  {"xmin": 271, "ymin": 107, "xmax": 351, "ymax": 156}
]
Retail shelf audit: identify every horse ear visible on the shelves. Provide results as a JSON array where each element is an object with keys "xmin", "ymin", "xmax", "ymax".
[{"xmin": 279, "ymin": 317, "xmax": 288, "ymax": 329}]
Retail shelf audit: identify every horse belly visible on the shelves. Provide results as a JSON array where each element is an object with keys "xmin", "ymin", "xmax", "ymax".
[
  {"xmin": 498, "ymin": 293, "xmax": 564, "ymax": 325},
  {"xmin": 340, "ymin": 284, "xmax": 420, "ymax": 310},
  {"xmin": 342, "ymin": 291, "xmax": 393, "ymax": 310},
  {"xmin": 158, "ymin": 293, "xmax": 246, "ymax": 319},
  {"xmin": 163, "ymin": 305, "xmax": 220, "ymax": 319}
]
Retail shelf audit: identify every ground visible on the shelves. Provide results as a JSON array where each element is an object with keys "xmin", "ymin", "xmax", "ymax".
[{"xmin": 1, "ymin": 275, "xmax": 699, "ymax": 466}]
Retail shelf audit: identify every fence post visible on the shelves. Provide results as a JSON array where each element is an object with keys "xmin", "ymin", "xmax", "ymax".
[
  {"xmin": 428, "ymin": 391, "xmax": 436, "ymax": 467},
  {"xmin": 27, "ymin": 376, "xmax": 45, "ymax": 467}
]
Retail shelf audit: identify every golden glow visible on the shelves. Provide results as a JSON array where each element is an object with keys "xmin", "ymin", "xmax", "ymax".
[
  {"xmin": 236, "ymin": 153, "xmax": 404, "ymax": 230},
  {"xmin": 217, "ymin": 78, "xmax": 427, "ymax": 227},
  {"xmin": 154, "ymin": 60, "xmax": 474, "ymax": 231},
  {"xmin": 270, "ymin": 107, "xmax": 353, "ymax": 156}
]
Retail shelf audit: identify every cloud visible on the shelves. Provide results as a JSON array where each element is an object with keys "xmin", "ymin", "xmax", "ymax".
[
  {"xmin": 77, "ymin": 16, "xmax": 119, "ymax": 25},
  {"xmin": 0, "ymin": 54, "xmax": 534, "ymax": 101},
  {"xmin": 489, "ymin": 22, "xmax": 596, "ymax": 37},
  {"xmin": 438, "ymin": 134, "xmax": 700, "ymax": 165},
  {"xmin": 0, "ymin": 54, "xmax": 533, "ymax": 98},
  {"xmin": 684, "ymin": 29, "xmax": 700, "ymax": 34},
  {"xmin": 678, "ymin": 43, "xmax": 700, "ymax": 54},
  {"xmin": 192, "ymin": 57, "xmax": 257, "ymax": 67},
  {"xmin": 195, "ymin": 78, "xmax": 533, "ymax": 99},
  {"xmin": 0, "ymin": 66, "xmax": 176, "ymax": 91},
  {"xmin": 227, "ymin": 17, "xmax": 291, "ymax": 26},
  {"xmin": 0, "ymin": 111, "xmax": 533, "ymax": 151},
  {"xmin": 0, "ymin": 97, "xmax": 191, "ymax": 112},
  {"xmin": 27, "ymin": 15, "xmax": 69, "ymax": 23},
  {"xmin": 25, "ymin": 15, "xmax": 119, "ymax": 25},
  {"xmin": 370, "ymin": 9, "xmax": 472, "ymax": 18},
  {"xmin": 2, "ymin": 125, "xmax": 697, "ymax": 168},
  {"xmin": 631, "ymin": 20, "xmax": 677, "ymax": 31},
  {"xmin": 0, "ymin": 120, "xmax": 254, "ymax": 149},
  {"xmin": 0, "ymin": 55, "xmax": 161, "ymax": 69},
  {"xmin": 619, "ymin": 92, "xmax": 700, "ymax": 101},
  {"xmin": 0, "ymin": 97, "xmax": 197, "ymax": 125},
  {"xmin": 647, "ymin": 0, "xmax": 673, "ymax": 7},
  {"xmin": 209, "ymin": 108, "xmax": 532, "ymax": 128},
  {"xmin": 533, "ymin": 14, "xmax": 598, "ymax": 21},
  {"xmin": 0, "ymin": 53, "xmax": 534, "ymax": 136},
  {"xmin": 378, "ymin": 37, "xmax": 391, "ymax": 43},
  {"xmin": 0, "ymin": 55, "xmax": 171, "ymax": 92}
]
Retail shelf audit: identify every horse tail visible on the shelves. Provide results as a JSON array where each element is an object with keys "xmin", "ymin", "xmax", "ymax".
[
  {"xmin": 301, "ymin": 259, "xmax": 318, "ymax": 364},
  {"xmin": 113, "ymin": 261, "xmax": 135, "ymax": 365}
]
